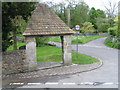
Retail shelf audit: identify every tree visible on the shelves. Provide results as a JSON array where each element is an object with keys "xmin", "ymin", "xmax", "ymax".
[
  {"xmin": 96, "ymin": 9, "xmax": 106, "ymax": 18},
  {"xmin": 10, "ymin": 16, "xmax": 26, "ymax": 50},
  {"xmin": 98, "ymin": 23, "xmax": 110, "ymax": 33},
  {"xmin": 108, "ymin": 15, "xmax": 118, "ymax": 36},
  {"xmin": 88, "ymin": 7, "xmax": 106, "ymax": 29},
  {"xmin": 48, "ymin": 0, "xmax": 89, "ymax": 28},
  {"xmin": 70, "ymin": 2, "xmax": 89, "ymax": 28},
  {"xmin": 2, "ymin": 2, "xmax": 37, "ymax": 51},
  {"xmin": 104, "ymin": 0, "xmax": 118, "ymax": 18},
  {"xmin": 88, "ymin": 7, "xmax": 98, "ymax": 29}
]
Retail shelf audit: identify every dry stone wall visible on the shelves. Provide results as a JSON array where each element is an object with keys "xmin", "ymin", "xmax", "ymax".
[{"xmin": 2, "ymin": 50, "xmax": 29, "ymax": 75}]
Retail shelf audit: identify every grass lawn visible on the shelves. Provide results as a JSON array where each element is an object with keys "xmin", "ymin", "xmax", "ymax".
[
  {"xmin": 104, "ymin": 38, "xmax": 118, "ymax": 49},
  {"xmin": 37, "ymin": 45, "xmax": 99, "ymax": 64},
  {"xmin": 7, "ymin": 42, "xmax": 100, "ymax": 65},
  {"xmin": 7, "ymin": 42, "xmax": 26, "ymax": 51},
  {"xmin": 49, "ymin": 35, "xmax": 104, "ymax": 44}
]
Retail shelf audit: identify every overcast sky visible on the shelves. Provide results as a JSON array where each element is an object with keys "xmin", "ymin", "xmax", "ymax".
[{"xmin": 40, "ymin": 0, "xmax": 119, "ymax": 12}]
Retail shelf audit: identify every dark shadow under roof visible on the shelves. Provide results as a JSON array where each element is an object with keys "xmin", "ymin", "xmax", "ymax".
[{"xmin": 23, "ymin": 4, "xmax": 75, "ymax": 37}]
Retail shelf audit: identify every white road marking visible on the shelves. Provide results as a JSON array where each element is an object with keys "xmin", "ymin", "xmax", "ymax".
[
  {"xmin": 63, "ymin": 83, "xmax": 76, "ymax": 85},
  {"xmin": 28, "ymin": 83, "xmax": 42, "ymax": 85},
  {"xmin": 10, "ymin": 83, "xmax": 24, "ymax": 85},
  {"xmin": 103, "ymin": 82, "xmax": 114, "ymax": 85},
  {"xmin": 81, "ymin": 82, "xmax": 93, "ymax": 85},
  {"xmin": 45, "ymin": 82, "xmax": 58, "ymax": 85}
]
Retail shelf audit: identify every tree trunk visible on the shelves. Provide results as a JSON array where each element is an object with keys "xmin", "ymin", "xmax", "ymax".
[{"xmin": 13, "ymin": 30, "xmax": 17, "ymax": 50}]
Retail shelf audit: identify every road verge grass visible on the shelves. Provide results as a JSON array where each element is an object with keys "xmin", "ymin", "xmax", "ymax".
[
  {"xmin": 104, "ymin": 38, "xmax": 118, "ymax": 49},
  {"xmin": 7, "ymin": 42, "xmax": 100, "ymax": 65},
  {"xmin": 49, "ymin": 35, "xmax": 105, "ymax": 44},
  {"xmin": 37, "ymin": 45, "xmax": 100, "ymax": 64}
]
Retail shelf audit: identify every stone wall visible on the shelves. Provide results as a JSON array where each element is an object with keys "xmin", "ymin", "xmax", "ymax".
[{"xmin": 2, "ymin": 50, "xmax": 29, "ymax": 75}]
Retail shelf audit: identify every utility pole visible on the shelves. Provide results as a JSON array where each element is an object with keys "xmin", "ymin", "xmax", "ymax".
[{"xmin": 68, "ymin": 8, "xmax": 70, "ymax": 27}]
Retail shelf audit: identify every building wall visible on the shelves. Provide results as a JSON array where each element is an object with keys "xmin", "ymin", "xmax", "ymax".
[{"xmin": 2, "ymin": 50, "xmax": 29, "ymax": 75}]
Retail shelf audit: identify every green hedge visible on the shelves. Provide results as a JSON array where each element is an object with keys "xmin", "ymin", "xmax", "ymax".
[
  {"xmin": 36, "ymin": 37, "xmax": 49, "ymax": 47},
  {"xmin": 108, "ymin": 26, "xmax": 118, "ymax": 36}
]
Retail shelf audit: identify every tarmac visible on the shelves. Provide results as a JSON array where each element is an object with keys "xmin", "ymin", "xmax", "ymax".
[{"xmin": 2, "ymin": 61, "xmax": 102, "ymax": 88}]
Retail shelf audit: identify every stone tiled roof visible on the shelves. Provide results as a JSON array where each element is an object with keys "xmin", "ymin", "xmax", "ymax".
[{"xmin": 23, "ymin": 4, "xmax": 75, "ymax": 36}]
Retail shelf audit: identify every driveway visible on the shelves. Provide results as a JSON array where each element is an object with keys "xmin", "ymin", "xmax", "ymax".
[{"xmin": 19, "ymin": 37, "xmax": 118, "ymax": 88}]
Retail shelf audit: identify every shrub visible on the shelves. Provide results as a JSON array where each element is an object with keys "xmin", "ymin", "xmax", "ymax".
[
  {"xmin": 36, "ymin": 37, "xmax": 49, "ymax": 47},
  {"xmin": 80, "ymin": 22, "xmax": 95, "ymax": 33},
  {"xmin": 105, "ymin": 38, "xmax": 118, "ymax": 49},
  {"xmin": 108, "ymin": 25, "xmax": 118, "ymax": 36},
  {"xmin": 80, "ymin": 29, "xmax": 85, "ymax": 33},
  {"xmin": 97, "ymin": 23, "xmax": 110, "ymax": 33}
]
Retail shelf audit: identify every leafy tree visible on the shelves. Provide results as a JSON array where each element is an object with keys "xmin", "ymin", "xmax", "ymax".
[
  {"xmin": 10, "ymin": 16, "xmax": 27, "ymax": 50},
  {"xmin": 49, "ymin": 0, "xmax": 89, "ymax": 28},
  {"xmin": 108, "ymin": 15, "xmax": 118, "ymax": 36},
  {"xmin": 88, "ymin": 7, "xmax": 98, "ymax": 29},
  {"xmin": 98, "ymin": 23, "xmax": 110, "ymax": 33},
  {"xmin": 108, "ymin": 25, "xmax": 118, "ymax": 36},
  {"xmin": 96, "ymin": 17, "xmax": 115, "ymax": 33},
  {"xmin": 70, "ymin": 2, "xmax": 89, "ymax": 28},
  {"xmin": 36, "ymin": 37, "xmax": 50, "ymax": 47},
  {"xmin": 2, "ymin": 2, "xmax": 37, "ymax": 51},
  {"xmin": 80, "ymin": 22, "xmax": 95, "ymax": 33},
  {"xmin": 96, "ymin": 9, "xmax": 106, "ymax": 18},
  {"xmin": 88, "ymin": 7, "xmax": 106, "ymax": 29}
]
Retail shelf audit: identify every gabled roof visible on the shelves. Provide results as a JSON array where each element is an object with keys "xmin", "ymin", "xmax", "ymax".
[{"xmin": 23, "ymin": 4, "xmax": 75, "ymax": 37}]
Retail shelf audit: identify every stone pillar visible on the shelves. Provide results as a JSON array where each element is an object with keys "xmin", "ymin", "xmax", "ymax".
[
  {"xmin": 25, "ymin": 37, "xmax": 37, "ymax": 71},
  {"xmin": 61, "ymin": 35, "xmax": 72, "ymax": 65}
]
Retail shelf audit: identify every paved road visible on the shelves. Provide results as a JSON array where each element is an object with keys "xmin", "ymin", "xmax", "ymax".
[{"xmin": 19, "ymin": 37, "xmax": 118, "ymax": 88}]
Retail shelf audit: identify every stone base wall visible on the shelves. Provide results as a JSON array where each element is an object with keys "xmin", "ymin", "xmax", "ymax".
[{"xmin": 2, "ymin": 50, "xmax": 29, "ymax": 75}]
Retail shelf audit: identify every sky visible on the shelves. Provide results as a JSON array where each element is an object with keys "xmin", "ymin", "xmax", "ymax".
[{"xmin": 40, "ymin": 0, "xmax": 119, "ymax": 12}]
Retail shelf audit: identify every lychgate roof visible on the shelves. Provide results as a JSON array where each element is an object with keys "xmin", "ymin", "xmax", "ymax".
[{"xmin": 23, "ymin": 4, "xmax": 75, "ymax": 37}]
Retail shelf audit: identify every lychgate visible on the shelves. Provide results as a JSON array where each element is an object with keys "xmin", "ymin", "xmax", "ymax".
[{"xmin": 23, "ymin": 4, "xmax": 75, "ymax": 71}]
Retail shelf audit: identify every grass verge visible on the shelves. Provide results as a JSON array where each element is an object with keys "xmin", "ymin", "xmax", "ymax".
[
  {"xmin": 7, "ymin": 42, "xmax": 100, "ymax": 65},
  {"xmin": 49, "ymin": 35, "xmax": 104, "ymax": 44},
  {"xmin": 104, "ymin": 38, "xmax": 118, "ymax": 49},
  {"xmin": 37, "ymin": 45, "xmax": 99, "ymax": 64},
  {"xmin": 7, "ymin": 42, "xmax": 26, "ymax": 51}
]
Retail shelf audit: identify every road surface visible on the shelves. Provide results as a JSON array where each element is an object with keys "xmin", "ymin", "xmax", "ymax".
[{"xmin": 19, "ymin": 37, "xmax": 118, "ymax": 88}]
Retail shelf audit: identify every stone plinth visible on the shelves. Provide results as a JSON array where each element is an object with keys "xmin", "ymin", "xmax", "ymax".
[
  {"xmin": 61, "ymin": 35, "xmax": 72, "ymax": 65},
  {"xmin": 25, "ymin": 37, "xmax": 37, "ymax": 71}
]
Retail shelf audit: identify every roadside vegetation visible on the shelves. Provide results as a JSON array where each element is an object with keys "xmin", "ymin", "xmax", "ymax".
[
  {"xmin": 7, "ymin": 42, "xmax": 26, "ymax": 50},
  {"xmin": 49, "ymin": 35, "xmax": 105, "ymax": 44},
  {"xmin": 104, "ymin": 38, "xmax": 118, "ymax": 49},
  {"xmin": 7, "ymin": 42, "xmax": 100, "ymax": 65},
  {"xmin": 37, "ymin": 45, "xmax": 99, "ymax": 64},
  {"xmin": 104, "ymin": 15, "xmax": 119, "ymax": 49}
]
